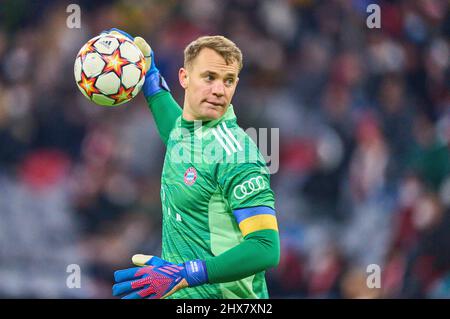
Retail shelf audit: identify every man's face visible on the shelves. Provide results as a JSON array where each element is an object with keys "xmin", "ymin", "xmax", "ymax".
[{"xmin": 179, "ymin": 48, "xmax": 240, "ymax": 121}]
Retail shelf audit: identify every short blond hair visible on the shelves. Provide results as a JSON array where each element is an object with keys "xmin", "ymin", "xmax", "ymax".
[{"xmin": 184, "ymin": 35, "xmax": 243, "ymax": 71}]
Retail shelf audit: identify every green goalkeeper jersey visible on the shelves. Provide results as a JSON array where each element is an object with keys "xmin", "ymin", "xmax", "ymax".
[{"xmin": 160, "ymin": 104, "xmax": 275, "ymax": 299}]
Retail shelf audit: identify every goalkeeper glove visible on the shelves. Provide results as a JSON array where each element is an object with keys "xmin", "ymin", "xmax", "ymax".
[
  {"xmin": 112, "ymin": 254, "xmax": 208, "ymax": 299},
  {"xmin": 101, "ymin": 28, "xmax": 170, "ymax": 98}
]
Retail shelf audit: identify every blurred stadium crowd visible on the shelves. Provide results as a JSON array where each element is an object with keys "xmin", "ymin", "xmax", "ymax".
[{"xmin": 0, "ymin": 0, "xmax": 449, "ymax": 298}]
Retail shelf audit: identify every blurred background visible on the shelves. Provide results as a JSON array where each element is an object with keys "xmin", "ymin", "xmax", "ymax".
[{"xmin": 0, "ymin": 0, "xmax": 449, "ymax": 298}]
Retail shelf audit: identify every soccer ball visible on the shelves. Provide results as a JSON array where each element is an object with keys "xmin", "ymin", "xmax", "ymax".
[{"xmin": 74, "ymin": 34, "xmax": 146, "ymax": 106}]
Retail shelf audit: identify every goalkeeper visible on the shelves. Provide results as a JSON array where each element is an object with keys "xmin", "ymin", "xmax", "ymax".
[{"xmin": 107, "ymin": 29, "xmax": 280, "ymax": 299}]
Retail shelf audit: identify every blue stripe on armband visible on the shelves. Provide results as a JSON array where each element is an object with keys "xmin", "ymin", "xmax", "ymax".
[{"xmin": 232, "ymin": 206, "xmax": 276, "ymax": 224}]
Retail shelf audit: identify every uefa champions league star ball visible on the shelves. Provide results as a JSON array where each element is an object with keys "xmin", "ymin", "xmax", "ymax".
[{"xmin": 74, "ymin": 33, "xmax": 146, "ymax": 106}]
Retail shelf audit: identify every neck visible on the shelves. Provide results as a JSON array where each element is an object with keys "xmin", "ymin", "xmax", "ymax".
[
  {"xmin": 182, "ymin": 109, "xmax": 197, "ymax": 121},
  {"xmin": 182, "ymin": 98, "xmax": 195, "ymax": 121},
  {"xmin": 182, "ymin": 101, "xmax": 209, "ymax": 121}
]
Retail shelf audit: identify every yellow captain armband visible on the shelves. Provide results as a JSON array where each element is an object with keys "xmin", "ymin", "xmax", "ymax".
[{"xmin": 233, "ymin": 206, "xmax": 278, "ymax": 237}]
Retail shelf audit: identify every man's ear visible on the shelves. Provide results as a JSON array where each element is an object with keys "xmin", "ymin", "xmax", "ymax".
[{"xmin": 179, "ymin": 67, "xmax": 188, "ymax": 89}]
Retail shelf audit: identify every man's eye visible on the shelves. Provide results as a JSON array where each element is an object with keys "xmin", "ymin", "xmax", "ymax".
[
  {"xmin": 205, "ymin": 75, "xmax": 214, "ymax": 81},
  {"xmin": 226, "ymin": 79, "xmax": 234, "ymax": 85}
]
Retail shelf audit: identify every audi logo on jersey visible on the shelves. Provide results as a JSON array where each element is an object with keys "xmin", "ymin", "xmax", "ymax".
[{"xmin": 233, "ymin": 176, "xmax": 266, "ymax": 200}]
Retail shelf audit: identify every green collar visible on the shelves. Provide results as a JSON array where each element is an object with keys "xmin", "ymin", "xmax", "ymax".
[{"xmin": 180, "ymin": 104, "xmax": 237, "ymax": 137}]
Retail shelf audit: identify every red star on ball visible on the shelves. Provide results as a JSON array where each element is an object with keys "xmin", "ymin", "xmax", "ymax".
[
  {"xmin": 137, "ymin": 56, "xmax": 147, "ymax": 78},
  {"xmin": 102, "ymin": 50, "xmax": 130, "ymax": 77},
  {"xmin": 110, "ymin": 85, "xmax": 134, "ymax": 104},
  {"xmin": 79, "ymin": 40, "xmax": 96, "ymax": 60},
  {"xmin": 116, "ymin": 37, "xmax": 128, "ymax": 44},
  {"xmin": 78, "ymin": 72, "xmax": 100, "ymax": 98}
]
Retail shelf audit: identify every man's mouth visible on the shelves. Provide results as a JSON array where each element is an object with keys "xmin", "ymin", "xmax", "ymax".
[{"xmin": 205, "ymin": 101, "xmax": 224, "ymax": 108}]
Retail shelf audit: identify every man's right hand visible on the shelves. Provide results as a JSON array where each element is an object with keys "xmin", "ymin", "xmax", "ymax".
[{"xmin": 133, "ymin": 36, "xmax": 151, "ymax": 73}]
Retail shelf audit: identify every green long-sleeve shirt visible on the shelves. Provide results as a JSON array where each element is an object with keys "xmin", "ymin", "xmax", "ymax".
[{"xmin": 146, "ymin": 91, "xmax": 280, "ymax": 298}]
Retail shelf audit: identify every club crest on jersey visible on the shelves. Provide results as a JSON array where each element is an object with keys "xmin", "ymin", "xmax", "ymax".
[{"xmin": 184, "ymin": 167, "xmax": 197, "ymax": 186}]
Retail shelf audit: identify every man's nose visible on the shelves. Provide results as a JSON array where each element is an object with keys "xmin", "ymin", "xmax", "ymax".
[{"xmin": 211, "ymin": 81, "xmax": 225, "ymax": 97}]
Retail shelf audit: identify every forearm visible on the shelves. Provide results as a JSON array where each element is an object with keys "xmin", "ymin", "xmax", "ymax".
[
  {"xmin": 205, "ymin": 229, "xmax": 280, "ymax": 283},
  {"xmin": 146, "ymin": 91, "xmax": 182, "ymax": 145}
]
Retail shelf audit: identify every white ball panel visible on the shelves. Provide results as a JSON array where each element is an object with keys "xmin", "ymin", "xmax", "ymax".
[
  {"xmin": 95, "ymin": 72, "xmax": 120, "ymax": 95},
  {"xmin": 132, "ymin": 76, "xmax": 145, "ymax": 97},
  {"xmin": 74, "ymin": 57, "xmax": 82, "ymax": 82},
  {"xmin": 119, "ymin": 41, "xmax": 142, "ymax": 63},
  {"xmin": 121, "ymin": 64, "xmax": 141, "ymax": 89},
  {"xmin": 82, "ymin": 52, "xmax": 105, "ymax": 77},
  {"xmin": 94, "ymin": 36, "xmax": 119, "ymax": 55}
]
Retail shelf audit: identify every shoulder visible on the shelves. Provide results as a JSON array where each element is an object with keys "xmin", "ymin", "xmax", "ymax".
[
  {"xmin": 209, "ymin": 121, "xmax": 261, "ymax": 162},
  {"xmin": 208, "ymin": 122, "xmax": 269, "ymax": 180}
]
